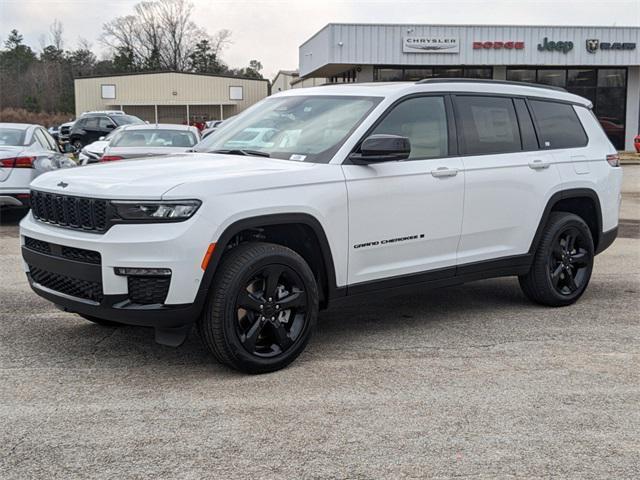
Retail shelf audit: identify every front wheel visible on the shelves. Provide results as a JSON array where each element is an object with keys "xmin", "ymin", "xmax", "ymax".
[
  {"xmin": 198, "ymin": 242, "xmax": 319, "ymax": 374},
  {"xmin": 519, "ymin": 212, "xmax": 594, "ymax": 307}
]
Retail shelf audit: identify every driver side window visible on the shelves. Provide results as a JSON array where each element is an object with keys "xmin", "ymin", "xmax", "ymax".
[{"xmin": 371, "ymin": 96, "xmax": 448, "ymax": 160}]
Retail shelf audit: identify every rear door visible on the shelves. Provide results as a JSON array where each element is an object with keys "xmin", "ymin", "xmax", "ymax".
[
  {"xmin": 343, "ymin": 94, "xmax": 465, "ymax": 287},
  {"xmin": 454, "ymin": 95, "xmax": 560, "ymax": 266}
]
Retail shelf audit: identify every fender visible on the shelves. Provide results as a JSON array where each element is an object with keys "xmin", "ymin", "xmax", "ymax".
[
  {"xmin": 528, "ymin": 188, "xmax": 603, "ymax": 254},
  {"xmin": 193, "ymin": 213, "xmax": 343, "ymax": 313}
]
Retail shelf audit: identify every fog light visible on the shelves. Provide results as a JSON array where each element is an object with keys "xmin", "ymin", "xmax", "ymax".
[{"xmin": 114, "ymin": 267, "xmax": 172, "ymax": 277}]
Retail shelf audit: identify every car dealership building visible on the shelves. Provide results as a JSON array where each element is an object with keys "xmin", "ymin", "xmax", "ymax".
[{"xmin": 299, "ymin": 24, "xmax": 640, "ymax": 150}]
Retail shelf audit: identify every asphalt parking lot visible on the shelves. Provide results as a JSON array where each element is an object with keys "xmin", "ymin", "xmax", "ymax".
[{"xmin": 1, "ymin": 167, "xmax": 638, "ymax": 479}]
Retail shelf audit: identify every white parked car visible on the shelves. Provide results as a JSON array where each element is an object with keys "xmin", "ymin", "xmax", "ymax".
[
  {"xmin": 78, "ymin": 127, "xmax": 123, "ymax": 165},
  {"xmin": 0, "ymin": 123, "xmax": 75, "ymax": 208},
  {"xmin": 99, "ymin": 124, "xmax": 200, "ymax": 162},
  {"xmin": 20, "ymin": 80, "xmax": 622, "ymax": 373}
]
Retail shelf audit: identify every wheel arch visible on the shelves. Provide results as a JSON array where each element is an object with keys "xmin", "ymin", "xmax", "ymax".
[
  {"xmin": 529, "ymin": 188, "xmax": 603, "ymax": 254},
  {"xmin": 202, "ymin": 213, "xmax": 341, "ymax": 309}
]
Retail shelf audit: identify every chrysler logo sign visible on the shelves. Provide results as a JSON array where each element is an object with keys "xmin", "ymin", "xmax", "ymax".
[{"xmin": 403, "ymin": 37, "xmax": 459, "ymax": 53}]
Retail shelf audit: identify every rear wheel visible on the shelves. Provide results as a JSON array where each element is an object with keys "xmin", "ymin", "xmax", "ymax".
[
  {"xmin": 198, "ymin": 242, "xmax": 318, "ymax": 374},
  {"xmin": 78, "ymin": 314, "xmax": 121, "ymax": 327},
  {"xmin": 519, "ymin": 212, "xmax": 594, "ymax": 307}
]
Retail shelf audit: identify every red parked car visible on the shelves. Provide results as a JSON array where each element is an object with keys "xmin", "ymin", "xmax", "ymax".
[{"xmin": 634, "ymin": 134, "xmax": 640, "ymax": 153}]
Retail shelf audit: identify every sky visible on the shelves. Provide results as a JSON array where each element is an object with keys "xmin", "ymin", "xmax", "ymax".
[{"xmin": 1, "ymin": 0, "xmax": 639, "ymax": 79}]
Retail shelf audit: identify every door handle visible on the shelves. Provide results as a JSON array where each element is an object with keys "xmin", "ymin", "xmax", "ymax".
[
  {"xmin": 528, "ymin": 159, "xmax": 550, "ymax": 170},
  {"xmin": 431, "ymin": 167, "xmax": 459, "ymax": 178}
]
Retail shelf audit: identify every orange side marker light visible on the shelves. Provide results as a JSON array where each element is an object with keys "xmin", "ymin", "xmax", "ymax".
[{"xmin": 201, "ymin": 243, "xmax": 216, "ymax": 271}]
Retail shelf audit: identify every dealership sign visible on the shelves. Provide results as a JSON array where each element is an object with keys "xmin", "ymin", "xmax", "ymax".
[
  {"xmin": 586, "ymin": 39, "xmax": 636, "ymax": 53},
  {"xmin": 403, "ymin": 37, "xmax": 459, "ymax": 53},
  {"xmin": 473, "ymin": 41, "xmax": 524, "ymax": 50},
  {"xmin": 537, "ymin": 37, "xmax": 574, "ymax": 53}
]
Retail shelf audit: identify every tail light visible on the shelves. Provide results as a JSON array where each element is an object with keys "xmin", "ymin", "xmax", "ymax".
[
  {"xmin": 0, "ymin": 156, "xmax": 36, "ymax": 168},
  {"xmin": 100, "ymin": 155, "xmax": 124, "ymax": 162},
  {"xmin": 606, "ymin": 153, "xmax": 620, "ymax": 167}
]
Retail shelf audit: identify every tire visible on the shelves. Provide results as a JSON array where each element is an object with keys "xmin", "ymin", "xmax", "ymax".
[
  {"xmin": 78, "ymin": 314, "xmax": 121, "ymax": 327},
  {"xmin": 198, "ymin": 242, "xmax": 319, "ymax": 374},
  {"xmin": 519, "ymin": 212, "xmax": 594, "ymax": 307}
]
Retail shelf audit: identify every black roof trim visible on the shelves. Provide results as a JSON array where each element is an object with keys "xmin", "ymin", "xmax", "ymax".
[
  {"xmin": 74, "ymin": 70, "xmax": 270, "ymax": 83},
  {"xmin": 416, "ymin": 78, "xmax": 567, "ymax": 92}
]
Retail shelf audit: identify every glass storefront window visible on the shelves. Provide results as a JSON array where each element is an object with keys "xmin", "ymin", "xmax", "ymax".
[
  {"xmin": 432, "ymin": 67, "xmax": 463, "ymax": 78},
  {"xmin": 507, "ymin": 69, "xmax": 536, "ymax": 83},
  {"xmin": 537, "ymin": 69, "xmax": 567, "ymax": 87},
  {"xmin": 464, "ymin": 68, "xmax": 493, "ymax": 79},
  {"xmin": 403, "ymin": 68, "xmax": 433, "ymax": 81},
  {"xmin": 598, "ymin": 69, "xmax": 626, "ymax": 87},
  {"xmin": 567, "ymin": 69, "xmax": 596, "ymax": 87},
  {"xmin": 376, "ymin": 68, "xmax": 403, "ymax": 81}
]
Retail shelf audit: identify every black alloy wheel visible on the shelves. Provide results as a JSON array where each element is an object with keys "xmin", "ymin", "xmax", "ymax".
[
  {"xmin": 198, "ymin": 242, "xmax": 319, "ymax": 373},
  {"xmin": 235, "ymin": 264, "xmax": 308, "ymax": 358},
  {"xmin": 547, "ymin": 226, "xmax": 592, "ymax": 296},
  {"xmin": 519, "ymin": 212, "xmax": 594, "ymax": 307}
]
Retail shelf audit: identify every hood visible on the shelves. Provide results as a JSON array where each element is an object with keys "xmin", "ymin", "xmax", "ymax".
[
  {"xmin": 84, "ymin": 140, "xmax": 108, "ymax": 155},
  {"xmin": 105, "ymin": 146, "xmax": 190, "ymax": 159},
  {"xmin": 29, "ymin": 152, "xmax": 318, "ymax": 200}
]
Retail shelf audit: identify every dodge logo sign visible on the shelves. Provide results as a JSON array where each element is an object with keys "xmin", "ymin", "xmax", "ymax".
[
  {"xmin": 403, "ymin": 37, "xmax": 460, "ymax": 53},
  {"xmin": 473, "ymin": 41, "xmax": 524, "ymax": 50}
]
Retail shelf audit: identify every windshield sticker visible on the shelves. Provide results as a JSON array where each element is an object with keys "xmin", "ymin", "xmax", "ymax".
[{"xmin": 289, "ymin": 154, "xmax": 307, "ymax": 161}]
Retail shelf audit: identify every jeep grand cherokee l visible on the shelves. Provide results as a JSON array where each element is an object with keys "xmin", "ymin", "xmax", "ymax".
[{"xmin": 20, "ymin": 79, "xmax": 622, "ymax": 373}]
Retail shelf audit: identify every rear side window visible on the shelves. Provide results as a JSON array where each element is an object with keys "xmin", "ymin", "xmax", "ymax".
[
  {"xmin": 371, "ymin": 96, "xmax": 448, "ymax": 160},
  {"xmin": 455, "ymin": 96, "xmax": 521, "ymax": 155},
  {"xmin": 529, "ymin": 100, "xmax": 588, "ymax": 149}
]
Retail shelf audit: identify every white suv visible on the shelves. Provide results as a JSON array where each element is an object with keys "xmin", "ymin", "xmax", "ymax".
[{"xmin": 19, "ymin": 80, "xmax": 622, "ymax": 373}]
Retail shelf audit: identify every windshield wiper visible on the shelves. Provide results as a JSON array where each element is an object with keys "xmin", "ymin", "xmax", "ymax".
[{"xmin": 208, "ymin": 149, "xmax": 270, "ymax": 158}]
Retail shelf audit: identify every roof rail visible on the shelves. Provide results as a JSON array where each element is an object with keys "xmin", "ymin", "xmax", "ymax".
[{"xmin": 416, "ymin": 78, "xmax": 567, "ymax": 92}]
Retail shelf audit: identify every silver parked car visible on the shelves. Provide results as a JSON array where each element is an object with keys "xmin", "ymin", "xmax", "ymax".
[
  {"xmin": 0, "ymin": 123, "xmax": 75, "ymax": 208},
  {"xmin": 100, "ymin": 124, "xmax": 200, "ymax": 162}
]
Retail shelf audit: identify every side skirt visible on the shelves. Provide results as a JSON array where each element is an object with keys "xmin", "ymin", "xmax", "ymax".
[{"xmin": 331, "ymin": 254, "xmax": 533, "ymax": 304}]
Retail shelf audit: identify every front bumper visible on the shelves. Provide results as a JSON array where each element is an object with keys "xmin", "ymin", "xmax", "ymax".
[{"xmin": 20, "ymin": 211, "xmax": 217, "ymax": 331}]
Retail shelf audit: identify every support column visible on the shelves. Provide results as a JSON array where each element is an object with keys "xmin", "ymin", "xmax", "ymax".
[
  {"xmin": 625, "ymin": 66, "xmax": 639, "ymax": 151},
  {"xmin": 493, "ymin": 66, "xmax": 507, "ymax": 80},
  {"xmin": 154, "ymin": 104, "xmax": 158, "ymax": 124},
  {"xmin": 219, "ymin": 104, "xmax": 224, "ymax": 120},
  {"xmin": 186, "ymin": 104, "xmax": 190, "ymax": 125}
]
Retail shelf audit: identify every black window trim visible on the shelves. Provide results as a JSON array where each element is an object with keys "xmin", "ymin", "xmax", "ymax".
[
  {"xmin": 344, "ymin": 92, "xmax": 458, "ymax": 165},
  {"xmin": 527, "ymin": 97, "xmax": 590, "ymax": 150}
]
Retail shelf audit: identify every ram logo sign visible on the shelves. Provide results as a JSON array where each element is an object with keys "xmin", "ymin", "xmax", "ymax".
[{"xmin": 403, "ymin": 37, "xmax": 460, "ymax": 53}]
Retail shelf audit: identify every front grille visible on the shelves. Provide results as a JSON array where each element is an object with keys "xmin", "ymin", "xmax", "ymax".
[
  {"xmin": 60, "ymin": 126, "xmax": 70, "ymax": 135},
  {"xmin": 128, "ymin": 276, "xmax": 170, "ymax": 305},
  {"xmin": 29, "ymin": 265, "xmax": 103, "ymax": 302},
  {"xmin": 24, "ymin": 237, "xmax": 101, "ymax": 265},
  {"xmin": 31, "ymin": 190, "xmax": 109, "ymax": 233}
]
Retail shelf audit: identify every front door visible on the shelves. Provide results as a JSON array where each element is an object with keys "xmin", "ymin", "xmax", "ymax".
[{"xmin": 343, "ymin": 95, "xmax": 465, "ymax": 288}]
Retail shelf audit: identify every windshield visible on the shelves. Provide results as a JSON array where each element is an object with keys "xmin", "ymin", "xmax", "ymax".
[
  {"xmin": 194, "ymin": 95, "xmax": 381, "ymax": 163},
  {"xmin": 112, "ymin": 115, "xmax": 144, "ymax": 126},
  {"xmin": 111, "ymin": 129, "xmax": 197, "ymax": 148},
  {"xmin": 0, "ymin": 128, "xmax": 26, "ymax": 146}
]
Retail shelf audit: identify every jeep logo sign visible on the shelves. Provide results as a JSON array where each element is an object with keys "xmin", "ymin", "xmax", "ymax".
[
  {"xmin": 537, "ymin": 37, "xmax": 574, "ymax": 54},
  {"xmin": 403, "ymin": 37, "xmax": 460, "ymax": 53}
]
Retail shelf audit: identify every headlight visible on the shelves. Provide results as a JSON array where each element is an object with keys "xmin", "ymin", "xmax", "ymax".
[{"xmin": 111, "ymin": 200, "xmax": 201, "ymax": 222}]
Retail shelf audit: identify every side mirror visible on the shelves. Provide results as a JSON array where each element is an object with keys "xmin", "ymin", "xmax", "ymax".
[
  {"xmin": 349, "ymin": 134, "xmax": 411, "ymax": 164},
  {"xmin": 105, "ymin": 124, "xmax": 115, "ymax": 130}
]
